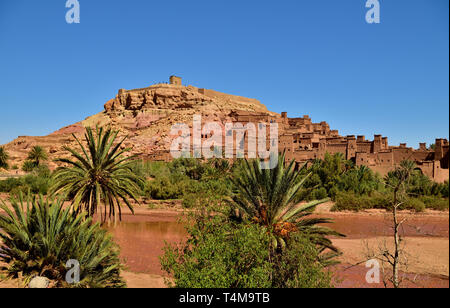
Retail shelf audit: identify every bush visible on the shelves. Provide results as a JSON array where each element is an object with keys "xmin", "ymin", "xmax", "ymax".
[
  {"xmin": 22, "ymin": 160, "xmax": 36, "ymax": 172},
  {"xmin": 144, "ymin": 177, "xmax": 184, "ymax": 200},
  {"xmin": 0, "ymin": 172, "xmax": 51, "ymax": 196},
  {"xmin": 332, "ymin": 192, "xmax": 369, "ymax": 212},
  {"xmin": 272, "ymin": 234, "xmax": 333, "ymax": 288},
  {"xmin": 332, "ymin": 191, "xmax": 392, "ymax": 212},
  {"xmin": 141, "ymin": 159, "xmax": 232, "ymax": 208},
  {"xmin": 161, "ymin": 212, "xmax": 332, "ymax": 288},
  {"xmin": 161, "ymin": 216, "xmax": 272, "ymax": 288},
  {"xmin": 0, "ymin": 195, "xmax": 125, "ymax": 288},
  {"xmin": 0, "ymin": 178, "xmax": 22, "ymax": 193},
  {"xmin": 332, "ymin": 191, "xmax": 445, "ymax": 212},
  {"xmin": 310, "ymin": 187, "xmax": 328, "ymax": 200},
  {"xmin": 440, "ymin": 181, "xmax": 449, "ymax": 198},
  {"xmin": 404, "ymin": 198, "xmax": 426, "ymax": 213},
  {"xmin": 419, "ymin": 196, "xmax": 449, "ymax": 211}
]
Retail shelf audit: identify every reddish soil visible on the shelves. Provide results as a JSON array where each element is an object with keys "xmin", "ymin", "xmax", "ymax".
[
  {"xmin": 332, "ymin": 263, "xmax": 449, "ymax": 288},
  {"xmin": 321, "ymin": 212, "xmax": 449, "ymax": 239},
  {"xmin": 105, "ymin": 207, "xmax": 449, "ymax": 288},
  {"xmin": 1, "ymin": 202, "xmax": 448, "ymax": 288}
]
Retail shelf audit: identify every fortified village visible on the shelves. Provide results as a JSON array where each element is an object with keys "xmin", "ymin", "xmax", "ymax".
[{"xmin": 3, "ymin": 76, "xmax": 449, "ymax": 183}]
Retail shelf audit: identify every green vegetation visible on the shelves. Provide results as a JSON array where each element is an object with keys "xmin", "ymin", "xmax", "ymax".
[
  {"xmin": 161, "ymin": 209, "xmax": 333, "ymax": 288},
  {"xmin": 297, "ymin": 153, "xmax": 448, "ymax": 212},
  {"xmin": 162, "ymin": 154, "xmax": 340, "ymax": 288},
  {"xmin": 22, "ymin": 160, "xmax": 36, "ymax": 172},
  {"xmin": 26, "ymin": 146, "xmax": 48, "ymax": 168},
  {"xmin": 132, "ymin": 158, "xmax": 232, "ymax": 209},
  {"xmin": 50, "ymin": 127, "xmax": 143, "ymax": 222},
  {"xmin": 0, "ymin": 147, "xmax": 9, "ymax": 170},
  {"xmin": 298, "ymin": 153, "xmax": 383, "ymax": 200},
  {"xmin": 0, "ymin": 139, "xmax": 448, "ymax": 289},
  {"xmin": 230, "ymin": 152, "xmax": 343, "ymax": 252},
  {"xmin": 0, "ymin": 165, "xmax": 51, "ymax": 196},
  {"xmin": 0, "ymin": 195, "xmax": 125, "ymax": 288}
]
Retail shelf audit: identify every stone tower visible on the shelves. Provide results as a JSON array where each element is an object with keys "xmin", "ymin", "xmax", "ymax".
[{"xmin": 170, "ymin": 76, "xmax": 182, "ymax": 86}]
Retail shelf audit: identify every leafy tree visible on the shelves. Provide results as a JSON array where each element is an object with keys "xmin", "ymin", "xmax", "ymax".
[
  {"xmin": 161, "ymin": 210, "xmax": 332, "ymax": 288},
  {"xmin": 0, "ymin": 194, "xmax": 125, "ymax": 288},
  {"xmin": 27, "ymin": 146, "xmax": 48, "ymax": 167},
  {"xmin": 230, "ymin": 152, "xmax": 343, "ymax": 252},
  {"xmin": 0, "ymin": 147, "xmax": 9, "ymax": 170},
  {"xmin": 50, "ymin": 127, "xmax": 143, "ymax": 222}
]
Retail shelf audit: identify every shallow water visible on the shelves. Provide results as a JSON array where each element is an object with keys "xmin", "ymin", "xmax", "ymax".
[
  {"xmin": 107, "ymin": 212, "xmax": 449, "ymax": 288},
  {"xmin": 107, "ymin": 220, "xmax": 186, "ymax": 275}
]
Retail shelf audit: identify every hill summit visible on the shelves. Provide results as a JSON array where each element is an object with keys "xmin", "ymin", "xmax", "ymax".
[{"xmin": 2, "ymin": 76, "xmax": 448, "ymax": 182}]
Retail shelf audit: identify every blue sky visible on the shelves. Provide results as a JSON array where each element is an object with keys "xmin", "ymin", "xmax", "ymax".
[{"xmin": 0, "ymin": 0, "xmax": 448, "ymax": 147}]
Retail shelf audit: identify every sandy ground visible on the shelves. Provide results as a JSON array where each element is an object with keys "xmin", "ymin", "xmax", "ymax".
[{"xmin": 335, "ymin": 237, "xmax": 449, "ymax": 277}]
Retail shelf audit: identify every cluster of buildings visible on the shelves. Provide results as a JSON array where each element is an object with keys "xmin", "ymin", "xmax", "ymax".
[
  {"xmin": 230, "ymin": 110, "xmax": 449, "ymax": 182},
  {"xmin": 141, "ymin": 76, "xmax": 449, "ymax": 183}
]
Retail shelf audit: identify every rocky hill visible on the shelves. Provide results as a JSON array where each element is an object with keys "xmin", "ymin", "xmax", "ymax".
[{"xmin": 1, "ymin": 78, "xmax": 276, "ymax": 172}]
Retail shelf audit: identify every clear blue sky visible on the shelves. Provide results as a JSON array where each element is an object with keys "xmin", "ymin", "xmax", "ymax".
[{"xmin": 0, "ymin": 0, "xmax": 448, "ymax": 147}]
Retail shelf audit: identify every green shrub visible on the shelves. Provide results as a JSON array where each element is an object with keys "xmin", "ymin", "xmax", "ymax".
[
  {"xmin": 419, "ymin": 196, "xmax": 449, "ymax": 211},
  {"xmin": 141, "ymin": 159, "xmax": 231, "ymax": 207},
  {"xmin": 181, "ymin": 193, "xmax": 200, "ymax": 208},
  {"xmin": 0, "ymin": 195, "xmax": 125, "ymax": 288},
  {"xmin": 22, "ymin": 160, "xmax": 36, "ymax": 172},
  {"xmin": 0, "ymin": 178, "xmax": 22, "ymax": 193},
  {"xmin": 310, "ymin": 187, "xmax": 328, "ymax": 200},
  {"xmin": 404, "ymin": 198, "xmax": 426, "ymax": 212},
  {"xmin": 0, "ymin": 147, "xmax": 9, "ymax": 170},
  {"xmin": 0, "ymin": 173, "xmax": 51, "ymax": 196},
  {"xmin": 161, "ymin": 212, "xmax": 332, "ymax": 288},
  {"xmin": 161, "ymin": 216, "xmax": 272, "ymax": 288},
  {"xmin": 441, "ymin": 181, "xmax": 449, "ymax": 198},
  {"xmin": 272, "ymin": 234, "xmax": 333, "ymax": 288},
  {"xmin": 332, "ymin": 191, "xmax": 392, "ymax": 212},
  {"xmin": 144, "ymin": 177, "xmax": 184, "ymax": 200},
  {"xmin": 332, "ymin": 191, "xmax": 445, "ymax": 213},
  {"xmin": 332, "ymin": 192, "xmax": 368, "ymax": 212}
]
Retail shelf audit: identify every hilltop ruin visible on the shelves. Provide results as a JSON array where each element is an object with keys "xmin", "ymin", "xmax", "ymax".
[{"xmin": 2, "ymin": 76, "xmax": 448, "ymax": 182}]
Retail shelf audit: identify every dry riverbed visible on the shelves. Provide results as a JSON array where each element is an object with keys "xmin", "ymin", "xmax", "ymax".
[{"xmin": 1, "ymin": 197, "xmax": 448, "ymax": 288}]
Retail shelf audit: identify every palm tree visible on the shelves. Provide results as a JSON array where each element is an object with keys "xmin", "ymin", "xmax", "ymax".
[
  {"xmin": 50, "ymin": 126, "xmax": 143, "ymax": 222},
  {"xmin": 231, "ymin": 152, "xmax": 343, "ymax": 253},
  {"xmin": 0, "ymin": 194, "xmax": 125, "ymax": 288},
  {"xmin": 27, "ymin": 146, "xmax": 48, "ymax": 167},
  {"xmin": 0, "ymin": 146, "xmax": 9, "ymax": 170},
  {"xmin": 354, "ymin": 165, "xmax": 379, "ymax": 195}
]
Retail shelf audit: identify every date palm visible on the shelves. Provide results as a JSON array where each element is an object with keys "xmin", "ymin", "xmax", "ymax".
[
  {"xmin": 0, "ymin": 194, "xmax": 125, "ymax": 288},
  {"xmin": 231, "ymin": 152, "xmax": 343, "ymax": 253},
  {"xmin": 50, "ymin": 126, "xmax": 143, "ymax": 222},
  {"xmin": 27, "ymin": 146, "xmax": 48, "ymax": 167},
  {"xmin": 0, "ymin": 146, "xmax": 9, "ymax": 170}
]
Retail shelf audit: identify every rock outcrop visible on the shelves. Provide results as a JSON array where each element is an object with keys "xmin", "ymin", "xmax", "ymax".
[{"xmin": 1, "ymin": 78, "xmax": 275, "ymax": 170}]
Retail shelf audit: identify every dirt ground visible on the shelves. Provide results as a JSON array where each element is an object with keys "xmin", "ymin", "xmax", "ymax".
[{"xmin": 334, "ymin": 237, "xmax": 449, "ymax": 277}]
